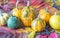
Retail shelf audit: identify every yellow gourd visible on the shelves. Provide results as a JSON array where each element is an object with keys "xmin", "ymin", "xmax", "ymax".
[
  {"xmin": 12, "ymin": 8, "xmax": 21, "ymax": 19},
  {"xmin": 12, "ymin": 0, "xmax": 21, "ymax": 20},
  {"xmin": 21, "ymin": 1, "xmax": 35, "ymax": 27},
  {"xmin": 31, "ymin": 18, "xmax": 46, "ymax": 32},
  {"xmin": 49, "ymin": 11, "xmax": 60, "ymax": 30},
  {"xmin": 0, "ymin": 9, "xmax": 9, "ymax": 26},
  {"xmin": 38, "ymin": 7, "xmax": 51, "ymax": 23}
]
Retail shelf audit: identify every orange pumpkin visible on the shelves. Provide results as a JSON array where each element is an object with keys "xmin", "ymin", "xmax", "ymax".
[{"xmin": 38, "ymin": 7, "xmax": 51, "ymax": 23}]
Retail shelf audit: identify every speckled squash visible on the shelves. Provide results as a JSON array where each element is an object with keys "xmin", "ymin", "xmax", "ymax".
[
  {"xmin": 0, "ymin": 13, "xmax": 9, "ymax": 26},
  {"xmin": 12, "ymin": 8, "xmax": 21, "ymax": 19},
  {"xmin": 21, "ymin": 1, "xmax": 35, "ymax": 27},
  {"xmin": 38, "ymin": 8, "xmax": 51, "ymax": 23},
  {"xmin": 31, "ymin": 18, "xmax": 46, "ymax": 31},
  {"xmin": 11, "ymin": 0, "xmax": 21, "ymax": 20},
  {"xmin": 21, "ymin": 6, "xmax": 35, "ymax": 27},
  {"xmin": 7, "ymin": 16, "xmax": 21, "ymax": 29}
]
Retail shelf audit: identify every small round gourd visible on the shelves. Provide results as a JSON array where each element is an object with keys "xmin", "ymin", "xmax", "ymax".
[
  {"xmin": 0, "ymin": 9, "xmax": 9, "ymax": 26},
  {"xmin": 49, "ymin": 11, "xmax": 60, "ymax": 30},
  {"xmin": 38, "ymin": 7, "xmax": 51, "ymax": 23},
  {"xmin": 11, "ymin": 0, "xmax": 21, "ymax": 20},
  {"xmin": 31, "ymin": 18, "xmax": 46, "ymax": 31},
  {"xmin": 7, "ymin": 16, "xmax": 21, "ymax": 29}
]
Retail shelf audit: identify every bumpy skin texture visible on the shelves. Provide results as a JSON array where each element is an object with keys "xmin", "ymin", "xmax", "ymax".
[
  {"xmin": 31, "ymin": 18, "xmax": 46, "ymax": 32},
  {"xmin": 21, "ymin": 6, "xmax": 35, "ymax": 27},
  {"xmin": 12, "ymin": 8, "xmax": 21, "ymax": 20},
  {"xmin": 38, "ymin": 6, "xmax": 56, "ymax": 23},
  {"xmin": 0, "ymin": 13, "xmax": 9, "ymax": 26},
  {"xmin": 7, "ymin": 16, "xmax": 21, "ymax": 29},
  {"xmin": 38, "ymin": 8, "xmax": 51, "ymax": 23},
  {"xmin": 49, "ymin": 15, "xmax": 60, "ymax": 29}
]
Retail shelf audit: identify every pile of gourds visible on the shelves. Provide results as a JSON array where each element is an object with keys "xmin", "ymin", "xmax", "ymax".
[
  {"xmin": 0, "ymin": 0, "xmax": 60, "ymax": 38},
  {"xmin": 0, "ymin": 0, "xmax": 60, "ymax": 31}
]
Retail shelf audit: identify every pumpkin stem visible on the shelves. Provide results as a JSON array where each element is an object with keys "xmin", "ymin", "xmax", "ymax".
[
  {"xmin": 55, "ymin": 10, "xmax": 58, "ymax": 15},
  {"xmin": 46, "ymin": 7, "xmax": 49, "ymax": 12},
  {"xmin": 16, "ymin": 0, "xmax": 20, "ymax": 9},
  {"xmin": 27, "ymin": 1, "xmax": 30, "ymax": 6},
  {"xmin": 37, "ymin": 14, "xmax": 40, "ymax": 18},
  {"xmin": 52, "ymin": 3, "xmax": 55, "ymax": 6},
  {"xmin": 52, "ymin": 0, "xmax": 55, "ymax": 6},
  {"xmin": 46, "ymin": 7, "xmax": 51, "ymax": 13}
]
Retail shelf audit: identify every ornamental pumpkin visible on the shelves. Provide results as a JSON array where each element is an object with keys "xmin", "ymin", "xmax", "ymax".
[
  {"xmin": 49, "ymin": 11, "xmax": 60, "ymax": 30},
  {"xmin": 11, "ymin": 0, "xmax": 21, "ymax": 20},
  {"xmin": 12, "ymin": 8, "xmax": 21, "ymax": 19},
  {"xmin": 0, "ymin": 9, "xmax": 9, "ymax": 26},
  {"xmin": 7, "ymin": 16, "xmax": 21, "ymax": 29},
  {"xmin": 28, "ymin": 31, "xmax": 36, "ymax": 38},
  {"xmin": 21, "ymin": 1, "xmax": 35, "ymax": 27},
  {"xmin": 38, "ymin": 7, "xmax": 51, "ymax": 23},
  {"xmin": 31, "ymin": 18, "xmax": 46, "ymax": 32}
]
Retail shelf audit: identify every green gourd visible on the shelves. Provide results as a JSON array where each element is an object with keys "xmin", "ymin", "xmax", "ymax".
[{"xmin": 7, "ymin": 16, "xmax": 21, "ymax": 29}]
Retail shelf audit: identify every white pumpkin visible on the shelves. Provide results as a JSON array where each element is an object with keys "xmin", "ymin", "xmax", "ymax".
[{"xmin": 0, "ymin": 13, "xmax": 9, "ymax": 26}]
